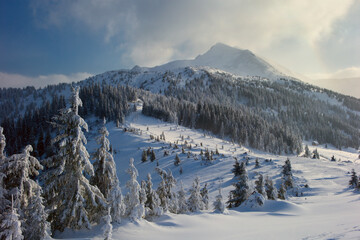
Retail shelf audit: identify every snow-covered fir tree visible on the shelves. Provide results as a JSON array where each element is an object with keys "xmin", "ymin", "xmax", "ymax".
[
  {"xmin": 255, "ymin": 174, "xmax": 266, "ymax": 198},
  {"xmin": 0, "ymin": 145, "xmax": 49, "ymax": 239},
  {"xmin": 90, "ymin": 118, "xmax": 125, "ymax": 223},
  {"xmin": 150, "ymin": 150, "xmax": 156, "ymax": 162},
  {"xmin": 156, "ymin": 173, "xmax": 169, "ymax": 212},
  {"xmin": 282, "ymin": 159, "xmax": 293, "ymax": 189},
  {"xmin": 174, "ymin": 154, "xmax": 181, "ymax": 166},
  {"xmin": 177, "ymin": 181, "xmax": 188, "ymax": 214},
  {"xmin": 264, "ymin": 176, "xmax": 277, "ymax": 200},
  {"xmin": 200, "ymin": 183, "xmax": 209, "ymax": 210},
  {"xmin": 244, "ymin": 191, "xmax": 265, "ymax": 208},
  {"xmin": 187, "ymin": 177, "xmax": 205, "ymax": 212},
  {"xmin": 24, "ymin": 187, "xmax": 51, "ymax": 240},
  {"xmin": 141, "ymin": 150, "xmax": 147, "ymax": 162},
  {"xmin": 232, "ymin": 159, "xmax": 241, "ymax": 177},
  {"xmin": 144, "ymin": 173, "xmax": 162, "ymax": 218},
  {"xmin": 278, "ymin": 182, "xmax": 286, "ymax": 200},
  {"xmin": 124, "ymin": 158, "xmax": 144, "ymax": 221},
  {"xmin": 213, "ymin": 187, "xmax": 226, "ymax": 213},
  {"xmin": 166, "ymin": 170, "xmax": 178, "ymax": 214},
  {"xmin": 304, "ymin": 145, "xmax": 311, "ymax": 158},
  {"xmin": 349, "ymin": 169, "xmax": 359, "ymax": 189},
  {"xmin": 227, "ymin": 161, "xmax": 250, "ymax": 208},
  {"xmin": 43, "ymin": 86, "xmax": 106, "ymax": 232},
  {"xmin": 102, "ymin": 208, "xmax": 112, "ymax": 240},
  {"xmin": 0, "ymin": 126, "xmax": 6, "ymax": 160},
  {"xmin": 0, "ymin": 196, "xmax": 24, "ymax": 240}
]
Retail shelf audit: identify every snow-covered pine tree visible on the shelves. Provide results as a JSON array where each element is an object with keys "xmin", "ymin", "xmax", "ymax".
[
  {"xmin": 43, "ymin": 86, "xmax": 106, "ymax": 232},
  {"xmin": 227, "ymin": 161, "xmax": 250, "ymax": 208},
  {"xmin": 0, "ymin": 126, "xmax": 6, "ymax": 160},
  {"xmin": 264, "ymin": 176, "xmax": 277, "ymax": 200},
  {"xmin": 187, "ymin": 177, "xmax": 205, "ymax": 212},
  {"xmin": 156, "ymin": 173, "xmax": 169, "ymax": 212},
  {"xmin": 102, "ymin": 208, "xmax": 112, "ymax": 240},
  {"xmin": 144, "ymin": 173, "xmax": 162, "ymax": 218},
  {"xmin": 150, "ymin": 150, "xmax": 156, "ymax": 162},
  {"xmin": 255, "ymin": 174, "xmax": 266, "ymax": 198},
  {"xmin": 124, "ymin": 158, "xmax": 144, "ymax": 221},
  {"xmin": 244, "ymin": 191, "xmax": 265, "ymax": 208},
  {"xmin": 177, "ymin": 181, "xmax": 188, "ymax": 214},
  {"xmin": 255, "ymin": 158, "xmax": 260, "ymax": 168},
  {"xmin": 200, "ymin": 183, "xmax": 209, "ymax": 210},
  {"xmin": 141, "ymin": 150, "xmax": 147, "ymax": 163},
  {"xmin": 166, "ymin": 170, "xmax": 178, "ymax": 214},
  {"xmin": 304, "ymin": 145, "xmax": 311, "ymax": 158},
  {"xmin": 0, "ymin": 145, "xmax": 49, "ymax": 239},
  {"xmin": 90, "ymin": 118, "xmax": 125, "ymax": 223},
  {"xmin": 174, "ymin": 154, "xmax": 181, "ymax": 166},
  {"xmin": 24, "ymin": 187, "xmax": 51, "ymax": 240},
  {"xmin": 213, "ymin": 187, "xmax": 226, "ymax": 213},
  {"xmin": 278, "ymin": 182, "xmax": 286, "ymax": 200},
  {"xmin": 0, "ymin": 196, "xmax": 24, "ymax": 240},
  {"xmin": 282, "ymin": 158, "xmax": 293, "ymax": 189},
  {"xmin": 349, "ymin": 169, "xmax": 359, "ymax": 189},
  {"xmin": 232, "ymin": 159, "xmax": 241, "ymax": 177}
]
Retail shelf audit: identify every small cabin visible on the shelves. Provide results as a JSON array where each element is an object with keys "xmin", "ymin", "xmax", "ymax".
[{"xmin": 312, "ymin": 141, "xmax": 319, "ymax": 146}]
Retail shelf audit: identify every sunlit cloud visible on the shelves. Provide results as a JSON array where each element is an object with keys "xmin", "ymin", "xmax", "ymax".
[{"xmin": 0, "ymin": 72, "xmax": 93, "ymax": 89}]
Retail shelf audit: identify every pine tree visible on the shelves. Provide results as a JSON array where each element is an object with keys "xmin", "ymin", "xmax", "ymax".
[
  {"xmin": 304, "ymin": 145, "xmax": 311, "ymax": 158},
  {"xmin": 213, "ymin": 188, "xmax": 226, "ymax": 213},
  {"xmin": 200, "ymin": 183, "xmax": 209, "ymax": 210},
  {"xmin": 43, "ymin": 86, "xmax": 106, "ymax": 232},
  {"xmin": 244, "ymin": 191, "xmax": 265, "ymax": 208},
  {"xmin": 232, "ymin": 159, "xmax": 241, "ymax": 177},
  {"xmin": 102, "ymin": 208, "xmax": 112, "ymax": 240},
  {"xmin": 177, "ymin": 181, "xmax": 188, "ymax": 214},
  {"xmin": 0, "ymin": 145, "xmax": 50, "ymax": 239},
  {"xmin": 144, "ymin": 174, "xmax": 162, "ymax": 218},
  {"xmin": 349, "ymin": 169, "xmax": 359, "ymax": 189},
  {"xmin": 255, "ymin": 158, "xmax": 260, "ymax": 168},
  {"xmin": 124, "ymin": 158, "xmax": 144, "ymax": 221},
  {"xmin": 24, "ymin": 187, "xmax": 51, "ymax": 240},
  {"xmin": 187, "ymin": 177, "xmax": 204, "ymax": 212},
  {"xmin": 91, "ymin": 119, "xmax": 125, "ymax": 223},
  {"xmin": 264, "ymin": 176, "xmax": 277, "ymax": 200},
  {"xmin": 150, "ymin": 150, "xmax": 156, "ymax": 162},
  {"xmin": 166, "ymin": 170, "xmax": 178, "ymax": 214},
  {"xmin": 0, "ymin": 126, "xmax": 6, "ymax": 160},
  {"xmin": 141, "ymin": 150, "xmax": 147, "ymax": 163},
  {"xmin": 282, "ymin": 158, "xmax": 293, "ymax": 189},
  {"xmin": 174, "ymin": 154, "xmax": 181, "ymax": 166},
  {"xmin": 278, "ymin": 182, "xmax": 286, "ymax": 200},
  {"xmin": 227, "ymin": 161, "xmax": 250, "ymax": 208},
  {"xmin": 0, "ymin": 196, "xmax": 24, "ymax": 240},
  {"xmin": 255, "ymin": 174, "xmax": 266, "ymax": 198}
]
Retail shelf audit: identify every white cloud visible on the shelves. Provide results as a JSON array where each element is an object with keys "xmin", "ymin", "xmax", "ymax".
[
  {"xmin": 30, "ymin": 0, "xmax": 355, "ymax": 70},
  {"xmin": 0, "ymin": 72, "xmax": 93, "ymax": 89},
  {"xmin": 306, "ymin": 66, "xmax": 360, "ymax": 79}
]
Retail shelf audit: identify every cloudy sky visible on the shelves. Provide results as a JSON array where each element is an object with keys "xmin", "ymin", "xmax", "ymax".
[{"xmin": 0, "ymin": 0, "xmax": 359, "ymax": 96}]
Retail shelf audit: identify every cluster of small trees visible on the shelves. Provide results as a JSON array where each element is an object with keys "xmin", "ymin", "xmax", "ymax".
[
  {"xmin": 227, "ymin": 158, "xmax": 299, "ymax": 209},
  {"xmin": 349, "ymin": 169, "xmax": 360, "ymax": 190}
]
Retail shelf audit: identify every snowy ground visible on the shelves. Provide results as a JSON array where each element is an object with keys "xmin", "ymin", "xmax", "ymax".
[{"xmin": 56, "ymin": 104, "xmax": 360, "ymax": 239}]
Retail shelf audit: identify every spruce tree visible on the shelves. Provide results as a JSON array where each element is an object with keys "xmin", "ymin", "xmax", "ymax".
[
  {"xmin": 187, "ymin": 177, "xmax": 204, "ymax": 212},
  {"xmin": 213, "ymin": 187, "xmax": 226, "ymax": 213},
  {"xmin": 43, "ymin": 86, "xmax": 106, "ymax": 232},
  {"xmin": 304, "ymin": 145, "xmax": 311, "ymax": 158},
  {"xmin": 232, "ymin": 159, "xmax": 241, "ymax": 177},
  {"xmin": 177, "ymin": 181, "xmax": 188, "ymax": 214},
  {"xmin": 264, "ymin": 176, "xmax": 277, "ymax": 200},
  {"xmin": 282, "ymin": 158, "xmax": 293, "ymax": 189},
  {"xmin": 144, "ymin": 174, "xmax": 162, "ymax": 218},
  {"xmin": 255, "ymin": 174, "xmax": 266, "ymax": 198},
  {"xmin": 124, "ymin": 158, "xmax": 144, "ymax": 221},
  {"xmin": 349, "ymin": 169, "xmax": 359, "ymax": 189},
  {"xmin": 227, "ymin": 161, "xmax": 250, "ymax": 208},
  {"xmin": 0, "ymin": 126, "xmax": 6, "ymax": 160},
  {"xmin": 0, "ymin": 196, "xmax": 24, "ymax": 240},
  {"xmin": 141, "ymin": 150, "xmax": 147, "ymax": 163},
  {"xmin": 200, "ymin": 183, "xmax": 209, "ymax": 210},
  {"xmin": 150, "ymin": 150, "xmax": 156, "ymax": 162},
  {"xmin": 174, "ymin": 154, "xmax": 181, "ymax": 166},
  {"xmin": 0, "ymin": 145, "xmax": 50, "ymax": 239},
  {"xmin": 91, "ymin": 119, "xmax": 125, "ymax": 223},
  {"xmin": 278, "ymin": 182, "xmax": 286, "ymax": 200}
]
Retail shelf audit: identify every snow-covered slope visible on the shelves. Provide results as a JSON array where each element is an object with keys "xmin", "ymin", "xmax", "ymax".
[
  {"xmin": 56, "ymin": 104, "xmax": 360, "ymax": 239},
  {"xmin": 150, "ymin": 43, "xmax": 292, "ymax": 80}
]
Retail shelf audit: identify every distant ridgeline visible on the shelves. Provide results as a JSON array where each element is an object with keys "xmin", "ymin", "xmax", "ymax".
[{"xmin": 0, "ymin": 67, "xmax": 360, "ymax": 157}]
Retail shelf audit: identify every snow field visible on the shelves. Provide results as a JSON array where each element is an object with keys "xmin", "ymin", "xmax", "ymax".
[{"xmin": 60, "ymin": 107, "xmax": 360, "ymax": 239}]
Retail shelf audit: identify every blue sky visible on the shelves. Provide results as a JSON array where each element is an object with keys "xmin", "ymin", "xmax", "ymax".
[{"xmin": 0, "ymin": 0, "xmax": 359, "ymax": 93}]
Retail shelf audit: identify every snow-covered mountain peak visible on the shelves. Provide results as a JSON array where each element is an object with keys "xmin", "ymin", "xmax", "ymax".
[{"xmin": 150, "ymin": 43, "xmax": 292, "ymax": 80}]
